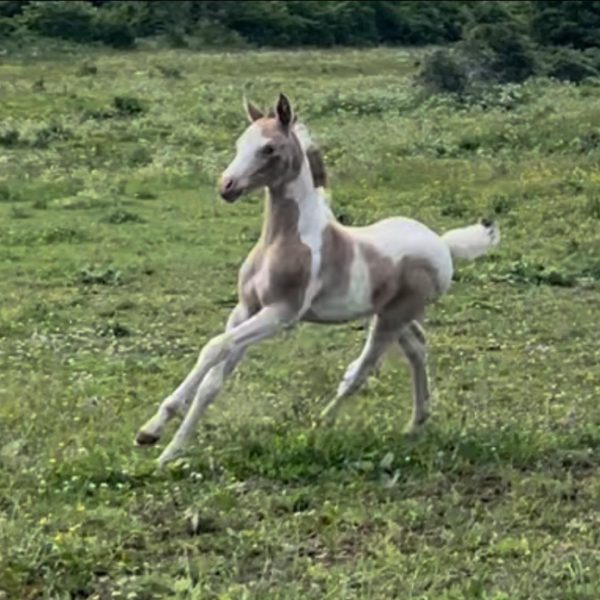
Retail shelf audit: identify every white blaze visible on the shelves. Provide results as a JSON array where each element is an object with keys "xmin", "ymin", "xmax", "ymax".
[{"xmin": 223, "ymin": 124, "xmax": 269, "ymax": 184}]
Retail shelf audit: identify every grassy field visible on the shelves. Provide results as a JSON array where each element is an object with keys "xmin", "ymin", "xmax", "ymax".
[{"xmin": 1, "ymin": 46, "xmax": 600, "ymax": 599}]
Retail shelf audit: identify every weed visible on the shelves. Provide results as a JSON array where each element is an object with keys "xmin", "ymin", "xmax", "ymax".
[
  {"xmin": 101, "ymin": 209, "xmax": 146, "ymax": 225},
  {"xmin": 0, "ymin": 183, "xmax": 19, "ymax": 202},
  {"xmin": 31, "ymin": 197, "xmax": 49, "ymax": 210},
  {"xmin": 126, "ymin": 147, "xmax": 152, "ymax": 167},
  {"xmin": 0, "ymin": 123, "xmax": 20, "ymax": 147},
  {"xmin": 76, "ymin": 61, "xmax": 98, "ymax": 76},
  {"xmin": 99, "ymin": 321, "xmax": 131, "ymax": 338},
  {"xmin": 491, "ymin": 194, "xmax": 515, "ymax": 215},
  {"xmin": 42, "ymin": 226, "xmax": 88, "ymax": 244},
  {"xmin": 133, "ymin": 190, "xmax": 158, "ymax": 200},
  {"xmin": 585, "ymin": 194, "xmax": 600, "ymax": 219},
  {"xmin": 77, "ymin": 265, "xmax": 122, "ymax": 286},
  {"xmin": 9, "ymin": 206, "xmax": 30, "ymax": 219},
  {"xmin": 156, "ymin": 64, "xmax": 183, "ymax": 79},
  {"xmin": 113, "ymin": 95, "xmax": 146, "ymax": 117}
]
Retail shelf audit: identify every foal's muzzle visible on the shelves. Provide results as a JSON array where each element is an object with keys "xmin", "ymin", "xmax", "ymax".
[{"xmin": 219, "ymin": 176, "xmax": 243, "ymax": 203}]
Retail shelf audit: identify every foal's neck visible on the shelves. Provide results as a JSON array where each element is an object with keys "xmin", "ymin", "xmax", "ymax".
[{"xmin": 262, "ymin": 161, "xmax": 333, "ymax": 244}]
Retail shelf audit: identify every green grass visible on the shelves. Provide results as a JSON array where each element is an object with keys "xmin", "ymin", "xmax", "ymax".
[{"xmin": 1, "ymin": 47, "xmax": 600, "ymax": 599}]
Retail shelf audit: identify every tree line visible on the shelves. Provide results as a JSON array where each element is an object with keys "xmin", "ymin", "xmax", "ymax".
[{"xmin": 0, "ymin": 1, "xmax": 598, "ymax": 52}]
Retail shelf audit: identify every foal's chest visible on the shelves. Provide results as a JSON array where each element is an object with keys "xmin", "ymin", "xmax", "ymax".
[{"xmin": 248, "ymin": 241, "xmax": 312, "ymax": 310}]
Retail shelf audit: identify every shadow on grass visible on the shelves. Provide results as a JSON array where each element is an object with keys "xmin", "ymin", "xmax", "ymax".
[
  {"xmin": 206, "ymin": 421, "xmax": 599, "ymax": 485},
  {"xmin": 41, "ymin": 421, "xmax": 599, "ymax": 494}
]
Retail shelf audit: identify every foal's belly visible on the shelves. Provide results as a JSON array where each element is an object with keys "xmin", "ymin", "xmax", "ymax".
[{"xmin": 303, "ymin": 293, "xmax": 373, "ymax": 324}]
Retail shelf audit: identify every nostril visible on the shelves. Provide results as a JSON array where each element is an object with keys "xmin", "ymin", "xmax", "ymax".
[{"xmin": 224, "ymin": 178, "xmax": 234, "ymax": 191}]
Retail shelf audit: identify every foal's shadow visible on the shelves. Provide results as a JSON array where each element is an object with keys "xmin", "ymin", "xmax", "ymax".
[{"xmin": 150, "ymin": 418, "xmax": 579, "ymax": 491}]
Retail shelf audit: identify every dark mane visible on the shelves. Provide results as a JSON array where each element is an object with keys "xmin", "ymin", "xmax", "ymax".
[{"xmin": 306, "ymin": 146, "xmax": 327, "ymax": 189}]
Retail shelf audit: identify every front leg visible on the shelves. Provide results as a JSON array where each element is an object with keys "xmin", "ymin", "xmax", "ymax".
[
  {"xmin": 157, "ymin": 304, "xmax": 296, "ymax": 466},
  {"xmin": 136, "ymin": 303, "xmax": 251, "ymax": 446}
]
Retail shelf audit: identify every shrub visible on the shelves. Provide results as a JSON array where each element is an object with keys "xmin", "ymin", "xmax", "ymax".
[
  {"xmin": 586, "ymin": 195, "xmax": 600, "ymax": 219},
  {"xmin": 418, "ymin": 19, "xmax": 541, "ymax": 95},
  {"xmin": 544, "ymin": 47, "xmax": 600, "ymax": 82},
  {"xmin": 0, "ymin": 121, "xmax": 20, "ymax": 147},
  {"xmin": 77, "ymin": 265, "xmax": 122, "ymax": 286},
  {"xmin": 164, "ymin": 27, "xmax": 187, "ymax": 49},
  {"xmin": 76, "ymin": 61, "xmax": 98, "ymax": 77},
  {"xmin": 0, "ymin": 15, "xmax": 15, "ymax": 36},
  {"xmin": 101, "ymin": 209, "xmax": 146, "ymax": 225},
  {"xmin": 416, "ymin": 49, "xmax": 469, "ymax": 95},
  {"xmin": 10, "ymin": 206, "xmax": 30, "ymax": 219},
  {"xmin": 185, "ymin": 19, "xmax": 247, "ymax": 49},
  {"xmin": 94, "ymin": 9, "xmax": 134, "ymax": 48},
  {"xmin": 461, "ymin": 22, "xmax": 539, "ymax": 84},
  {"xmin": 155, "ymin": 64, "xmax": 183, "ymax": 79},
  {"xmin": 113, "ymin": 96, "xmax": 146, "ymax": 117},
  {"xmin": 0, "ymin": 183, "xmax": 18, "ymax": 202}
]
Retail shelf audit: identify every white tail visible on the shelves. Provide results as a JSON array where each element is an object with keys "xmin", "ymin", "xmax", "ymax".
[{"xmin": 442, "ymin": 219, "xmax": 500, "ymax": 260}]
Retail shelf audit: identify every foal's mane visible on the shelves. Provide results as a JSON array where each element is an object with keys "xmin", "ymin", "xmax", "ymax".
[{"xmin": 293, "ymin": 119, "xmax": 328, "ymax": 190}]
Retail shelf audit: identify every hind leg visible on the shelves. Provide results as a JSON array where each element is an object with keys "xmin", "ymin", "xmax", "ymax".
[
  {"xmin": 397, "ymin": 320, "xmax": 431, "ymax": 433},
  {"xmin": 320, "ymin": 316, "xmax": 395, "ymax": 424}
]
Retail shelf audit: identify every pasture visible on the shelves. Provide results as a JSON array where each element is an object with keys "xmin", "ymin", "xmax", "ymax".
[{"xmin": 1, "ymin": 46, "xmax": 600, "ymax": 599}]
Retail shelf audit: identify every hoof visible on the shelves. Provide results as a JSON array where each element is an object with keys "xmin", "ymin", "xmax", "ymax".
[{"xmin": 135, "ymin": 430, "xmax": 160, "ymax": 446}]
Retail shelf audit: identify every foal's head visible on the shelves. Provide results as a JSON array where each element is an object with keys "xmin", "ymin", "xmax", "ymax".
[{"xmin": 219, "ymin": 94, "xmax": 306, "ymax": 203}]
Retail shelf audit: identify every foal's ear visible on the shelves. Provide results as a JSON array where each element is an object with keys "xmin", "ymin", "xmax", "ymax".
[
  {"xmin": 243, "ymin": 97, "xmax": 264, "ymax": 123},
  {"xmin": 275, "ymin": 93, "xmax": 293, "ymax": 130}
]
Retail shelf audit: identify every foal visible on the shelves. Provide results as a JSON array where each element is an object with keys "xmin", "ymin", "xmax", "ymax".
[{"xmin": 137, "ymin": 94, "xmax": 500, "ymax": 466}]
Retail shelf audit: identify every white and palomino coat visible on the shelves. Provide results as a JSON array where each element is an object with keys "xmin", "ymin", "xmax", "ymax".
[{"xmin": 137, "ymin": 94, "xmax": 500, "ymax": 466}]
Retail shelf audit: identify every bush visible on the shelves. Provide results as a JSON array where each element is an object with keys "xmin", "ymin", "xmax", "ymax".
[
  {"xmin": 417, "ymin": 19, "xmax": 541, "ymax": 96},
  {"xmin": 94, "ymin": 9, "xmax": 134, "ymax": 48},
  {"xmin": 113, "ymin": 96, "xmax": 146, "ymax": 116},
  {"xmin": 544, "ymin": 47, "xmax": 600, "ymax": 82},
  {"xmin": 417, "ymin": 49, "xmax": 469, "ymax": 95},
  {"xmin": 0, "ymin": 121, "xmax": 20, "ymax": 147},
  {"xmin": 0, "ymin": 15, "xmax": 15, "ymax": 36},
  {"xmin": 461, "ymin": 22, "xmax": 539, "ymax": 84},
  {"xmin": 76, "ymin": 61, "xmax": 98, "ymax": 77}
]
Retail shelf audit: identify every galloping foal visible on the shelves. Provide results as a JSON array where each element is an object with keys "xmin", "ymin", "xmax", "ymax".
[{"xmin": 137, "ymin": 94, "xmax": 500, "ymax": 467}]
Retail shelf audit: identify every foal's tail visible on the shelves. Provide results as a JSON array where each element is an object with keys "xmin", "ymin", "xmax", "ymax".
[{"xmin": 441, "ymin": 219, "xmax": 500, "ymax": 260}]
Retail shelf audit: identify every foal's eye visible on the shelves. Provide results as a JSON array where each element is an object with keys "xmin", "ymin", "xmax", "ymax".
[{"xmin": 262, "ymin": 144, "xmax": 275, "ymax": 156}]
